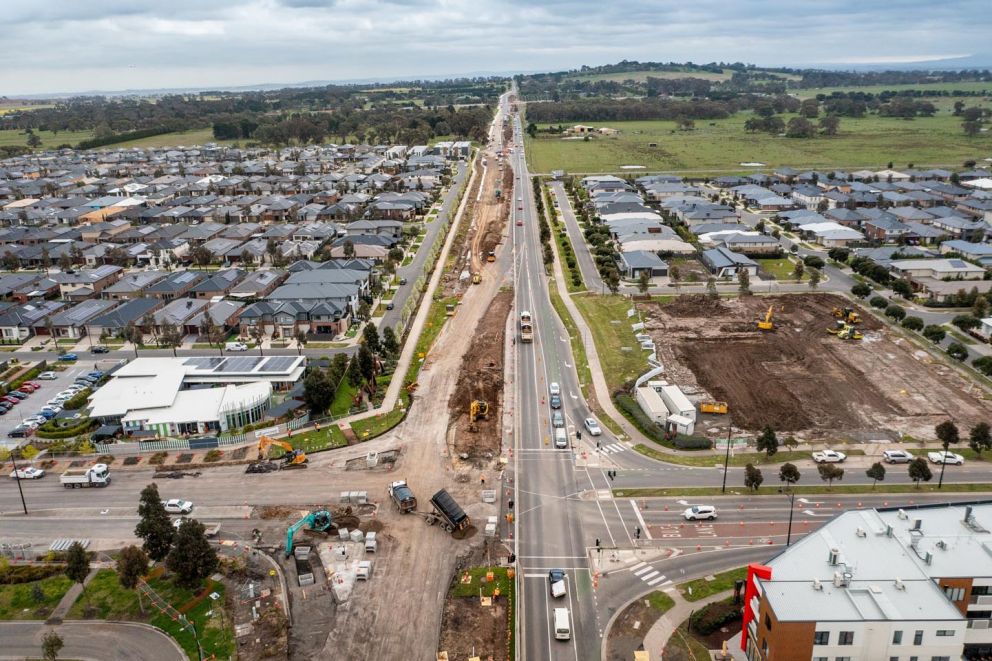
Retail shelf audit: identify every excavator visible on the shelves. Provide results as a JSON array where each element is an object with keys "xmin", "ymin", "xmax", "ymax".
[
  {"xmin": 832, "ymin": 306, "xmax": 861, "ymax": 324},
  {"xmin": 285, "ymin": 510, "xmax": 332, "ymax": 557},
  {"xmin": 757, "ymin": 306, "xmax": 774, "ymax": 331},
  {"xmin": 827, "ymin": 320, "xmax": 863, "ymax": 340},
  {"xmin": 245, "ymin": 435, "xmax": 308, "ymax": 473},
  {"xmin": 470, "ymin": 400, "xmax": 489, "ymax": 421}
]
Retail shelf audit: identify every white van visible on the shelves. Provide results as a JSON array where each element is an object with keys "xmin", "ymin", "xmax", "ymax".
[
  {"xmin": 553, "ymin": 607, "xmax": 571, "ymax": 640},
  {"xmin": 225, "ymin": 341, "xmax": 248, "ymax": 352},
  {"xmin": 554, "ymin": 427, "xmax": 568, "ymax": 449}
]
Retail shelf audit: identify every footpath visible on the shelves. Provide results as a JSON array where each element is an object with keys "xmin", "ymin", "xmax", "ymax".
[{"xmin": 641, "ymin": 588, "xmax": 736, "ymax": 661}]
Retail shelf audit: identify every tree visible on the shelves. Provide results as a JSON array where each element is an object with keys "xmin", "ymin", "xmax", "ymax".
[
  {"xmin": 249, "ymin": 324, "xmax": 265, "ymax": 356},
  {"xmin": 778, "ymin": 462, "xmax": 800, "ymax": 487},
  {"xmin": 828, "ymin": 248, "xmax": 849, "ymax": 263},
  {"xmin": 818, "ymin": 115, "xmax": 840, "ymax": 136},
  {"xmin": 669, "ymin": 265, "xmax": 682, "ymax": 291},
  {"xmin": 803, "ymin": 255, "xmax": 825, "ymax": 269},
  {"xmin": 116, "ymin": 545, "xmax": 149, "ymax": 590},
  {"xmin": 604, "ymin": 268, "xmax": 621, "ymax": 295},
  {"xmin": 240, "ymin": 249, "xmax": 254, "ymax": 269},
  {"xmin": 963, "ymin": 120, "xmax": 981, "ymax": 137},
  {"xmin": 26, "ymin": 131, "xmax": 43, "ymax": 149},
  {"xmin": 869, "ymin": 295, "xmax": 888, "ymax": 309},
  {"xmin": 158, "ymin": 323, "xmax": 183, "ymax": 357},
  {"xmin": 358, "ymin": 344, "xmax": 376, "ymax": 389},
  {"xmin": 42, "ymin": 630, "xmax": 63, "ymax": 661},
  {"xmin": 865, "ymin": 462, "xmax": 886, "ymax": 488},
  {"xmin": 122, "ymin": 322, "xmax": 143, "ymax": 358},
  {"xmin": 134, "ymin": 483, "xmax": 175, "ymax": 561},
  {"xmin": 851, "ymin": 282, "xmax": 871, "ymax": 299},
  {"xmin": 884, "ymin": 304, "xmax": 906, "ymax": 321},
  {"xmin": 946, "ymin": 342, "xmax": 968, "ymax": 362},
  {"xmin": 346, "ymin": 355, "xmax": 363, "ymax": 388},
  {"xmin": 744, "ymin": 463, "xmax": 764, "ymax": 491},
  {"xmin": 167, "ymin": 519, "xmax": 219, "ymax": 590},
  {"xmin": 192, "ymin": 245, "xmax": 212, "ymax": 269},
  {"xmin": 922, "ymin": 325, "xmax": 946, "ymax": 344},
  {"xmin": 737, "ymin": 268, "xmax": 750, "ymax": 295},
  {"xmin": 755, "ymin": 426, "xmax": 778, "ymax": 457},
  {"xmin": 705, "ymin": 276, "xmax": 718, "ymax": 299},
  {"xmin": 363, "ymin": 323, "xmax": 381, "ymax": 355},
  {"xmin": 58, "ymin": 252, "xmax": 72, "ymax": 272},
  {"xmin": 799, "ymin": 98, "xmax": 819, "ymax": 118},
  {"xmin": 969, "ymin": 422, "xmax": 992, "ymax": 456},
  {"xmin": 357, "ymin": 300, "xmax": 371, "ymax": 321},
  {"xmin": 785, "ymin": 116, "xmax": 815, "ymax": 138},
  {"xmin": 951, "ymin": 314, "xmax": 981, "ymax": 331},
  {"xmin": 817, "ymin": 462, "xmax": 844, "ymax": 488},
  {"xmin": 908, "ymin": 457, "xmax": 933, "ymax": 487},
  {"xmin": 382, "ymin": 326, "xmax": 399, "ymax": 357},
  {"xmin": 807, "ymin": 268, "xmax": 821, "ymax": 290},
  {"xmin": 302, "ymin": 368, "xmax": 333, "ymax": 413},
  {"xmin": 891, "ymin": 279, "xmax": 913, "ymax": 298},
  {"xmin": 65, "ymin": 541, "xmax": 90, "ymax": 584},
  {"xmin": 637, "ymin": 269, "xmax": 651, "ymax": 294},
  {"xmin": 973, "ymin": 356, "xmax": 992, "ymax": 377},
  {"xmin": 901, "ymin": 316, "xmax": 924, "ymax": 332},
  {"xmin": 295, "ymin": 330, "xmax": 308, "ymax": 356},
  {"xmin": 792, "ymin": 260, "xmax": 804, "ymax": 280},
  {"xmin": 343, "ymin": 240, "xmax": 356, "ymax": 260},
  {"xmin": 40, "ymin": 247, "xmax": 51, "ymax": 274},
  {"xmin": 935, "ymin": 420, "xmax": 960, "ymax": 488}
]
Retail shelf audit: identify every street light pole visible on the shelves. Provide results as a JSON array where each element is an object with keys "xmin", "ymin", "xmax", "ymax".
[
  {"xmin": 8, "ymin": 453, "xmax": 28, "ymax": 515},
  {"xmin": 785, "ymin": 489, "xmax": 795, "ymax": 546},
  {"xmin": 721, "ymin": 424, "xmax": 732, "ymax": 494}
]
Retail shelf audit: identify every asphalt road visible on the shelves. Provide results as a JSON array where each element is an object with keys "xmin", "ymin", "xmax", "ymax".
[
  {"xmin": 550, "ymin": 181, "xmax": 604, "ymax": 293},
  {"xmin": 0, "ymin": 621, "xmax": 185, "ymax": 661}
]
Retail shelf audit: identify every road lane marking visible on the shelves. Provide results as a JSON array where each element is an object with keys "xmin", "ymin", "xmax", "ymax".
[
  {"xmin": 633, "ymin": 566, "xmax": 653, "ymax": 577},
  {"xmin": 640, "ymin": 570, "xmax": 660, "ymax": 582},
  {"xmin": 647, "ymin": 576, "xmax": 669, "ymax": 587},
  {"xmin": 630, "ymin": 500, "xmax": 653, "ymax": 540}
]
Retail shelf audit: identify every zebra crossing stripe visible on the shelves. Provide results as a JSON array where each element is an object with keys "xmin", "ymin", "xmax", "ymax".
[
  {"xmin": 647, "ymin": 576, "xmax": 668, "ymax": 587},
  {"xmin": 632, "ymin": 565, "xmax": 652, "ymax": 576},
  {"xmin": 640, "ymin": 570, "xmax": 660, "ymax": 582}
]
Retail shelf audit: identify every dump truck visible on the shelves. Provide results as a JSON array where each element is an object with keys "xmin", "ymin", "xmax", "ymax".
[
  {"xmin": 425, "ymin": 489, "xmax": 470, "ymax": 534},
  {"xmin": 520, "ymin": 310, "xmax": 534, "ymax": 343},
  {"xmin": 60, "ymin": 463, "xmax": 111, "ymax": 488},
  {"xmin": 388, "ymin": 480, "xmax": 418, "ymax": 514}
]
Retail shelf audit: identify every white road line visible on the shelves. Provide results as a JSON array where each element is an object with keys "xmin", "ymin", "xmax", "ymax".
[
  {"xmin": 640, "ymin": 570, "xmax": 660, "ymax": 582},
  {"xmin": 630, "ymin": 500, "xmax": 653, "ymax": 540},
  {"xmin": 630, "ymin": 562, "xmax": 648, "ymax": 572},
  {"xmin": 633, "ymin": 566, "xmax": 653, "ymax": 577},
  {"xmin": 647, "ymin": 575, "xmax": 668, "ymax": 587}
]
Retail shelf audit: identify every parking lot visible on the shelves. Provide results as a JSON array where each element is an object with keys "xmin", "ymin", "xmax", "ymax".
[{"xmin": 1, "ymin": 357, "xmax": 121, "ymax": 447}]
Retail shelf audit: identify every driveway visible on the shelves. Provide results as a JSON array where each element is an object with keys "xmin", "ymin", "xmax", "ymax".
[{"xmin": 0, "ymin": 621, "xmax": 185, "ymax": 661}]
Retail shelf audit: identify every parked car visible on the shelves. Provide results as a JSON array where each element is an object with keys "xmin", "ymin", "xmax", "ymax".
[
  {"xmin": 2, "ymin": 396, "xmax": 20, "ymax": 405},
  {"xmin": 0, "ymin": 406, "xmax": 10, "ymax": 415},
  {"xmin": 38, "ymin": 410, "xmax": 55, "ymax": 419},
  {"xmin": 385, "ymin": 302, "xmax": 394, "ymax": 310},
  {"xmin": 8, "ymin": 425, "xmax": 32, "ymax": 438},
  {"xmin": 24, "ymin": 382, "xmax": 41, "ymax": 389},
  {"xmin": 164, "ymin": 499, "xmax": 194, "ymax": 514},
  {"xmin": 812, "ymin": 449, "xmax": 847, "ymax": 463},
  {"xmin": 928, "ymin": 451, "xmax": 964, "ymax": 465},
  {"xmin": 883, "ymin": 449, "xmax": 913, "ymax": 464},
  {"xmin": 583, "ymin": 418, "xmax": 602, "ymax": 436},
  {"xmin": 224, "ymin": 342, "xmax": 248, "ymax": 352},
  {"xmin": 22, "ymin": 415, "xmax": 46, "ymax": 427},
  {"xmin": 37, "ymin": 372, "xmax": 58, "ymax": 380},
  {"xmin": 40, "ymin": 405, "xmax": 62, "ymax": 415},
  {"xmin": 87, "ymin": 371, "xmax": 104, "ymax": 378},
  {"xmin": 399, "ymin": 278, "xmax": 407, "ymax": 285},
  {"xmin": 91, "ymin": 345, "xmax": 110, "ymax": 354},
  {"xmin": 549, "ymin": 393, "xmax": 562, "ymax": 409},
  {"xmin": 17, "ymin": 384, "xmax": 36, "ymax": 393},
  {"xmin": 10, "ymin": 467, "xmax": 45, "ymax": 480},
  {"xmin": 7, "ymin": 391, "xmax": 28, "ymax": 400},
  {"xmin": 57, "ymin": 353, "xmax": 78, "ymax": 362},
  {"xmin": 683, "ymin": 505, "xmax": 717, "ymax": 521}
]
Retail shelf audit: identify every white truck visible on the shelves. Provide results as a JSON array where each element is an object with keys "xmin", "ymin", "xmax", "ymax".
[
  {"xmin": 812, "ymin": 450, "xmax": 847, "ymax": 463},
  {"xmin": 60, "ymin": 463, "xmax": 111, "ymax": 488}
]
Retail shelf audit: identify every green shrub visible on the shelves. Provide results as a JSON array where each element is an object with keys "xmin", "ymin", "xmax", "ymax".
[
  {"xmin": 149, "ymin": 452, "xmax": 168, "ymax": 465},
  {"xmin": 615, "ymin": 392, "xmax": 668, "ymax": 445},
  {"xmin": 869, "ymin": 296, "xmax": 888, "ymax": 309},
  {"xmin": 35, "ymin": 418, "xmax": 96, "ymax": 440},
  {"xmin": 203, "ymin": 449, "xmax": 223, "ymax": 462},
  {"xmin": 690, "ymin": 598, "xmax": 741, "ymax": 635},
  {"xmin": 62, "ymin": 388, "xmax": 92, "ymax": 410},
  {"xmin": 0, "ymin": 564, "xmax": 64, "ymax": 584},
  {"xmin": 674, "ymin": 437, "xmax": 713, "ymax": 450}
]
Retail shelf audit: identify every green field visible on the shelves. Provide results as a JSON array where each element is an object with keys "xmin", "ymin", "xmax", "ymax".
[
  {"xmin": 796, "ymin": 81, "xmax": 992, "ymax": 98},
  {"xmin": 0, "ymin": 575, "xmax": 73, "ymax": 620},
  {"xmin": 0, "ymin": 128, "xmax": 94, "ymax": 149},
  {"xmin": 572, "ymin": 294, "xmax": 649, "ymax": 390},
  {"xmin": 0, "ymin": 104, "xmax": 55, "ymax": 116},
  {"xmin": 114, "ymin": 128, "xmax": 234, "ymax": 149},
  {"xmin": 525, "ymin": 113, "xmax": 992, "ymax": 174}
]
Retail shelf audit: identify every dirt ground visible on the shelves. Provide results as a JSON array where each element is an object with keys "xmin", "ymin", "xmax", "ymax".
[
  {"xmin": 606, "ymin": 593, "xmax": 671, "ymax": 661},
  {"xmin": 641, "ymin": 293, "xmax": 989, "ymax": 441},
  {"xmin": 220, "ymin": 549, "xmax": 290, "ymax": 660},
  {"xmin": 448, "ymin": 290, "xmax": 513, "ymax": 461}
]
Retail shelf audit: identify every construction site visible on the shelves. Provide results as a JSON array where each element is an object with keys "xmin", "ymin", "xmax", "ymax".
[{"xmin": 640, "ymin": 293, "xmax": 989, "ymax": 441}]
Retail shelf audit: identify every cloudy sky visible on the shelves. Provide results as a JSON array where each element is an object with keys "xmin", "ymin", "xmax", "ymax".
[{"xmin": 2, "ymin": 0, "xmax": 989, "ymax": 95}]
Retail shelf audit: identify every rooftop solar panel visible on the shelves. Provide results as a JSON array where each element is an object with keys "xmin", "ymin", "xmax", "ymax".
[
  {"xmin": 184, "ymin": 357, "xmax": 226, "ymax": 369},
  {"xmin": 214, "ymin": 357, "xmax": 263, "ymax": 373},
  {"xmin": 258, "ymin": 357, "xmax": 296, "ymax": 372}
]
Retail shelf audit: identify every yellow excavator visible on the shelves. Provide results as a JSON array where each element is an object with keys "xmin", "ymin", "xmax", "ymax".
[
  {"xmin": 757, "ymin": 306, "xmax": 774, "ymax": 331},
  {"xmin": 471, "ymin": 272, "xmax": 481, "ymax": 285},
  {"xmin": 246, "ymin": 435, "xmax": 308, "ymax": 473},
  {"xmin": 827, "ymin": 320, "xmax": 863, "ymax": 340},
  {"xmin": 470, "ymin": 400, "xmax": 489, "ymax": 421},
  {"xmin": 832, "ymin": 306, "xmax": 861, "ymax": 324}
]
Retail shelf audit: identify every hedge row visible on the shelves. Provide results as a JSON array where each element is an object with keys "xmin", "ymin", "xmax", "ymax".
[
  {"xmin": 62, "ymin": 388, "xmax": 92, "ymax": 411},
  {"xmin": 7, "ymin": 361, "xmax": 48, "ymax": 393},
  {"xmin": 36, "ymin": 418, "xmax": 96, "ymax": 439},
  {"xmin": 0, "ymin": 563, "xmax": 64, "ymax": 584},
  {"xmin": 674, "ymin": 437, "xmax": 713, "ymax": 450},
  {"xmin": 690, "ymin": 598, "xmax": 741, "ymax": 635},
  {"xmin": 615, "ymin": 392, "xmax": 668, "ymax": 444},
  {"xmin": 76, "ymin": 127, "xmax": 175, "ymax": 150}
]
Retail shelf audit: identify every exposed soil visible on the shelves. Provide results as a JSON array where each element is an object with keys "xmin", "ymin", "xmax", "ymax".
[
  {"xmin": 641, "ymin": 293, "xmax": 989, "ymax": 441},
  {"xmin": 447, "ymin": 290, "xmax": 513, "ymax": 461},
  {"xmin": 221, "ymin": 551, "xmax": 289, "ymax": 661},
  {"xmin": 606, "ymin": 593, "xmax": 671, "ymax": 661},
  {"xmin": 437, "ymin": 542, "xmax": 512, "ymax": 661}
]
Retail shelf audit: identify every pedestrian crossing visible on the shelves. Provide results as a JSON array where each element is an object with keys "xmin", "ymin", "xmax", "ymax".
[
  {"xmin": 630, "ymin": 562, "xmax": 672, "ymax": 588},
  {"xmin": 598, "ymin": 442, "xmax": 626, "ymax": 454}
]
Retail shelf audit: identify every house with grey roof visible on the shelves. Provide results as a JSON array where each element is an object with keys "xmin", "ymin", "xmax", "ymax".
[
  {"xmin": 228, "ymin": 269, "xmax": 287, "ymax": 299},
  {"xmin": 618, "ymin": 251, "xmax": 668, "ymax": 278},
  {"xmin": 0, "ymin": 300, "xmax": 66, "ymax": 342},
  {"xmin": 144, "ymin": 270, "xmax": 206, "ymax": 300},
  {"xmin": 700, "ymin": 247, "xmax": 758, "ymax": 278},
  {"xmin": 85, "ymin": 297, "xmax": 163, "ymax": 339},
  {"xmin": 48, "ymin": 298, "xmax": 119, "ymax": 339},
  {"xmin": 102, "ymin": 270, "xmax": 168, "ymax": 301},
  {"xmin": 189, "ymin": 268, "xmax": 246, "ymax": 299}
]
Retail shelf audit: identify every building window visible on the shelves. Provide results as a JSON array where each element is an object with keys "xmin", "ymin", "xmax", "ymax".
[
  {"xmin": 935, "ymin": 630, "xmax": 954, "ymax": 637},
  {"xmin": 944, "ymin": 587, "xmax": 965, "ymax": 601},
  {"xmin": 930, "ymin": 658, "xmax": 949, "ymax": 661},
  {"xmin": 890, "ymin": 657, "xmax": 899, "ymax": 661},
  {"xmin": 813, "ymin": 658, "xmax": 827, "ymax": 661},
  {"xmin": 893, "ymin": 630, "xmax": 903, "ymax": 644},
  {"xmin": 834, "ymin": 657, "xmax": 851, "ymax": 661},
  {"xmin": 764, "ymin": 613, "xmax": 772, "ymax": 630},
  {"xmin": 913, "ymin": 630, "xmax": 923, "ymax": 645},
  {"xmin": 838, "ymin": 631, "xmax": 854, "ymax": 645},
  {"xmin": 973, "ymin": 586, "xmax": 991, "ymax": 596},
  {"xmin": 814, "ymin": 631, "xmax": 830, "ymax": 645}
]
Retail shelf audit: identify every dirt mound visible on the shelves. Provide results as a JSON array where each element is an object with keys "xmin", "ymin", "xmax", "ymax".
[
  {"xmin": 664, "ymin": 293, "xmax": 730, "ymax": 316},
  {"xmin": 257, "ymin": 505, "xmax": 296, "ymax": 519},
  {"xmin": 447, "ymin": 290, "xmax": 513, "ymax": 460},
  {"xmin": 452, "ymin": 524, "xmax": 478, "ymax": 541}
]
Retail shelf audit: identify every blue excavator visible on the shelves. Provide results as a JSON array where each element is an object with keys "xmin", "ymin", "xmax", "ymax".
[{"xmin": 285, "ymin": 510, "xmax": 332, "ymax": 557}]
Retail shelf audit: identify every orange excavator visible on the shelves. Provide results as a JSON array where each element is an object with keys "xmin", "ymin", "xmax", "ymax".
[{"xmin": 245, "ymin": 435, "xmax": 308, "ymax": 473}]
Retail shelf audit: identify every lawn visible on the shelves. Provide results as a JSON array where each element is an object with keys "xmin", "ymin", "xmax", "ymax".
[
  {"xmin": 70, "ymin": 569, "xmax": 234, "ymax": 661},
  {"xmin": 756, "ymin": 257, "xmax": 805, "ymax": 281},
  {"xmin": 571, "ymin": 294, "xmax": 650, "ymax": 391},
  {"xmin": 277, "ymin": 424, "xmax": 348, "ymax": 454},
  {"xmin": 614, "ymin": 482, "xmax": 992, "ymax": 498},
  {"xmin": 548, "ymin": 282, "xmax": 592, "ymax": 401},
  {"xmin": 665, "ymin": 624, "xmax": 713, "ymax": 661},
  {"xmin": 0, "ymin": 128, "xmax": 94, "ymax": 149},
  {"xmin": 329, "ymin": 380, "xmax": 361, "ymax": 417},
  {"xmin": 678, "ymin": 566, "xmax": 747, "ymax": 602},
  {"xmin": 632, "ymin": 444, "xmax": 825, "ymax": 468},
  {"xmin": 448, "ymin": 566, "xmax": 515, "ymax": 660},
  {"xmin": 525, "ymin": 113, "xmax": 992, "ymax": 174},
  {"xmin": 350, "ymin": 403, "xmax": 406, "ymax": 440},
  {"xmin": 112, "ymin": 128, "xmax": 234, "ymax": 149},
  {"xmin": 0, "ymin": 575, "xmax": 73, "ymax": 620},
  {"xmin": 407, "ymin": 296, "xmax": 457, "ymax": 382}
]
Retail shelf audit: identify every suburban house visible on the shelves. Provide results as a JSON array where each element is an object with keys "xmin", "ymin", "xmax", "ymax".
[
  {"xmin": 144, "ymin": 270, "xmax": 206, "ymax": 300},
  {"xmin": 85, "ymin": 297, "xmax": 164, "ymax": 339},
  {"xmin": 700, "ymin": 247, "xmax": 758, "ymax": 278},
  {"xmin": 0, "ymin": 300, "xmax": 65, "ymax": 342},
  {"xmin": 47, "ymin": 298, "xmax": 119, "ymax": 339},
  {"xmin": 102, "ymin": 270, "xmax": 168, "ymax": 301},
  {"xmin": 618, "ymin": 251, "xmax": 668, "ymax": 279}
]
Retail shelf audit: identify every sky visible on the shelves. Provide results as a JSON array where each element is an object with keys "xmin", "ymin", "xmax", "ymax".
[{"xmin": 1, "ymin": 0, "xmax": 990, "ymax": 96}]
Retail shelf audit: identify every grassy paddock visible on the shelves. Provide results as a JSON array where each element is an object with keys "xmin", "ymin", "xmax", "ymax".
[{"xmin": 571, "ymin": 294, "xmax": 648, "ymax": 391}]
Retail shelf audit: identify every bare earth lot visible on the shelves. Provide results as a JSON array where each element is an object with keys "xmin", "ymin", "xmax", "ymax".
[{"xmin": 640, "ymin": 294, "xmax": 988, "ymax": 442}]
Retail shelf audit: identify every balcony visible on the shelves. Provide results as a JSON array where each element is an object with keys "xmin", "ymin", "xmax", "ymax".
[{"xmin": 970, "ymin": 595, "xmax": 992, "ymax": 606}]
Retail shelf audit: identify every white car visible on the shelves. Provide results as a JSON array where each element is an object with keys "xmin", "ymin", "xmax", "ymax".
[
  {"xmin": 684, "ymin": 505, "xmax": 717, "ymax": 521},
  {"xmin": 583, "ymin": 418, "xmax": 602, "ymax": 436},
  {"xmin": 37, "ymin": 371, "xmax": 58, "ymax": 380},
  {"xmin": 22, "ymin": 416, "xmax": 46, "ymax": 427},
  {"xmin": 164, "ymin": 499, "xmax": 194, "ymax": 514},
  {"xmin": 928, "ymin": 451, "xmax": 964, "ymax": 465},
  {"xmin": 883, "ymin": 449, "xmax": 913, "ymax": 464},
  {"xmin": 10, "ymin": 466, "xmax": 45, "ymax": 479},
  {"xmin": 40, "ymin": 404, "xmax": 62, "ymax": 414},
  {"xmin": 549, "ymin": 382, "xmax": 561, "ymax": 396},
  {"xmin": 812, "ymin": 450, "xmax": 847, "ymax": 463}
]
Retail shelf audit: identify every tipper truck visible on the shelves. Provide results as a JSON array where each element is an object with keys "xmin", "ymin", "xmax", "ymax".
[
  {"xmin": 519, "ymin": 310, "xmax": 533, "ymax": 343},
  {"xmin": 388, "ymin": 480, "xmax": 418, "ymax": 514},
  {"xmin": 60, "ymin": 463, "xmax": 111, "ymax": 488},
  {"xmin": 425, "ymin": 489, "xmax": 471, "ymax": 534}
]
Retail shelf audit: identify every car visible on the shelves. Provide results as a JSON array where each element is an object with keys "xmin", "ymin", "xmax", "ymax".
[
  {"xmin": 812, "ymin": 449, "xmax": 847, "ymax": 463},
  {"xmin": 47, "ymin": 397, "xmax": 67, "ymax": 406},
  {"xmin": 57, "ymin": 353, "xmax": 78, "ymax": 362},
  {"xmin": 928, "ymin": 451, "xmax": 964, "ymax": 465},
  {"xmin": 38, "ymin": 410, "xmax": 55, "ymax": 419},
  {"xmin": 683, "ymin": 505, "xmax": 717, "ymax": 521},
  {"xmin": 549, "ymin": 393, "xmax": 562, "ymax": 409},
  {"xmin": 548, "ymin": 569, "xmax": 567, "ymax": 598},
  {"xmin": 40, "ymin": 404, "xmax": 62, "ymax": 414},
  {"xmin": 386, "ymin": 302, "xmax": 394, "ymax": 310},
  {"xmin": 583, "ymin": 418, "xmax": 602, "ymax": 436},
  {"xmin": 0, "ymin": 407, "xmax": 10, "ymax": 416},
  {"xmin": 10, "ymin": 467, "xmax": 45, "ymax": 480},
  {"xmin": 87, "ymin": 371, "xmax": 104, "ymax": 378},
  {"xmin": 22, "ymin": 416, "xmax": 46, "ymax": 426},
  {"xmin": 37, "ymin": 372, "xmax": 57, "ymax": 380},
  {"xmin": 164, "ymin": 499, "xmax": 194, "ymax": 514},
  {"xmin": 24, "ymin": 382, "xmax": 40, "ymax": 389},
  {"xmin": 8, "ymin": 425, "xmax": 32, "ymax": 438},
  {"xmin": 90, "ymin": 345, "xmax": 110, "ymax": 354},
  {"xmin": 224, "ymin": 342, "xmax": 248, "ymax": 352},
  {"xmin": 883, "ymin": 449, "xmax": 913, "ymax": 464},
  {"xmin": 2, "ymin": 396, "xmax": 20, "ymax": 405},
  {"xmin": 549, "ymin": 382, "xmax": 561, "ymax": 396},
  {"xmin": 7, "ymin": 391, "xmax": 27, "ymax": 400},
  {"xmin": 17, "ymin": 384, "xmax": 36, "ymax": 393},
  {"xmin": 73, "ymin": 379, "xmax": 95, "ymax": 387},
  {"xmin": 552, "ymin": 411, "xmax": 564, "ymax": 428},
  {"xmin": 399, "ymin": 278, "xmax": 407, "ymax": 285}
]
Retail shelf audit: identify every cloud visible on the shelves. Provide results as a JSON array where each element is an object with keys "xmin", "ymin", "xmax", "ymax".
[{"xmin": 0, "ymin": 0, "xmax": 988, "ymax": 95}]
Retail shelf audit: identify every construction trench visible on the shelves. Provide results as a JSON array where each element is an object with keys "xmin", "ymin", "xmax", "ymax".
[{"xmin": 640, "ymin": 293, "xmax": 989, "ymax": 442}]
